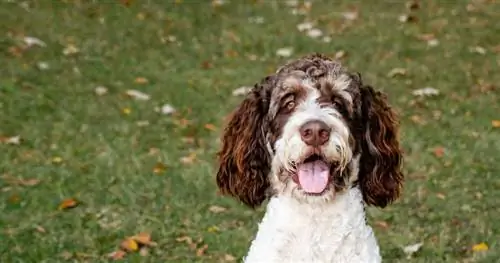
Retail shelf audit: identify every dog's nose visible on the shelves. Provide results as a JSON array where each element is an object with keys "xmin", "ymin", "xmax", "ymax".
[{"xmin": 299, "ymin": 120, "xmax": 331, "ymax": 146}]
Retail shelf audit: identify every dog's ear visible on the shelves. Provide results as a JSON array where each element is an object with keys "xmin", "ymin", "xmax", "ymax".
[
  {"xmin": 358, "ymin": 85, "xmax": 403, "ymax": 208},
  {"xmin": 216, "ymin": 77, "xmax": 273, "ymax": 208}
]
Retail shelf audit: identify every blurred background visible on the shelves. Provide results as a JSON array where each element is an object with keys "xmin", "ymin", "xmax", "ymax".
[{"xmin": 1, "ymin": 0, "xmax": 499, "ymax": 262}]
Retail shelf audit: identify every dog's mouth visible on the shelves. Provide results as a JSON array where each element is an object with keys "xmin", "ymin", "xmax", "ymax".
[{"xmin": 291, "ymin": 153, "xmax": 335, "ymax": 195}]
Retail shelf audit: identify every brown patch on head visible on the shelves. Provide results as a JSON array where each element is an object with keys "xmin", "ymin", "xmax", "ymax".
[{"xmin": 216, "ymin": 76, "xmax": 274, "ymax": 208}]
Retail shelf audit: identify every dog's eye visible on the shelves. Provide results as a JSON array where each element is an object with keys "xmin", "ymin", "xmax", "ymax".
[{"xmin": 281, "ymin": 95, "xmax": 296, "ymax": 113}]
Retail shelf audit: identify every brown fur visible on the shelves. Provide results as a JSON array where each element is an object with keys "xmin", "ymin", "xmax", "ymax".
[
  {"xmin": 217, "ymin": 53, "xmax": 404, "ymax": 209},
  {"xmin": 216, "ymin": 76, "xmax": 274, "ymax": 208},
  {"xmin": 358, "ymin": 85, "xmax": 404, "ymax": 208}
]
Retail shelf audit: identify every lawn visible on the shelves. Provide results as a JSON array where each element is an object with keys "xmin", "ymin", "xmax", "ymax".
[{"xmin": 1, "ymin": 0, "xmax": 499, "ymax": 262}]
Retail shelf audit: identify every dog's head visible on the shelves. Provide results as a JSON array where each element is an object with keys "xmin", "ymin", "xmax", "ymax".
[{"xmin": 217, "ymin": 54, "xmax": 403, "ymax": 208}]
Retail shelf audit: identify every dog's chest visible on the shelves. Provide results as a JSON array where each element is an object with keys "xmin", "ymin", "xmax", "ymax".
[{"xmin": 244, "ymin": 191, "xmax": 381, "ymax": 263}]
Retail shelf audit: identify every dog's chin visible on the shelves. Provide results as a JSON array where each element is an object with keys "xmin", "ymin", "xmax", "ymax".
[{"xmin": 289, "ymin": 153, "xmax": 340, "ymax": 198}]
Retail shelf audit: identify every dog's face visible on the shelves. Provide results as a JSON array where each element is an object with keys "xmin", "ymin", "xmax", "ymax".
[{"xmin": 217, "ymin": 54, "xmax": 403, "ymax": 208}]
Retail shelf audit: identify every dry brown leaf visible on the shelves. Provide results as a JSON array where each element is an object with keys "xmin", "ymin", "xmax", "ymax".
[
  {"xmin": 125, "ymin": 90, "xmax": 150, "ymax": 101},
  {"xmin": 0, "ymin": 135, "xmax": 21, "ymax": 145},
  {"xmin": 387, "ymin": 68, "xmax": 407, "ymax": 78},
  {"xmin": 120, "ymin": 238, "xmax": 139, "ymax": 252},
  {"xmin": 491, "ymin": 120, "xmax": 500, "ymax": 128},
  {"xmin": 201, "ymin": 61, "xmax": 213, "ymax": 69},
  {"xmin": 131, "ymin": 232, "xmax": 157, "ymax": 247},
  {"xmin": 153, "ymin": 163, "xmax": 167, "ymax": 174},
  {"xmin": 108, "ymin": 250, "xmax": 127, "ymax": 260},
  {"xmin": 58, "ymin": 198, "xmax": 79, "ymax": 210},
  {"xmin": 374, "ymin": 220, "xmax": 390, "ymax": 229},
  {"xmin": 204, "ymin": 123, "xmax": 217, "ymax": 131},
  {"xmin": 176, "ymin": 235, "xmax": 193, "ymax": 243},
  {"xmin": 34, "ymin": 225, "xmax": 46, "ymax": 233},
  {"xmin": 433, "ymin": 146, "xmax": 445, "ymax": 158},
  {"xmin": 21, "ymin": 178, "xmax": 40, "ymax": 186},
  {"xmin": 139, "ymin": 247, "xmax": 149, "ymax": 256},
  {"xmin": 208, "ymin": 205, "xmax": 227, "ymax": 213},
  {"xmin": 196, "ymin": 244, "xmax": 208, "ymax": 257}
]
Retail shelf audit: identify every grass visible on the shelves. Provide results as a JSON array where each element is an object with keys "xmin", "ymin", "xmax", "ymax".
[{"xmin": 1, "ymin": 0, "xmax": 499, "ymax": 262}]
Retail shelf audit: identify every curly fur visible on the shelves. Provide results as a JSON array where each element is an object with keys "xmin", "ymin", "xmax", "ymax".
[{"xmin": 216, "ymin": 53, "xmax": 404, "ymax": 262}]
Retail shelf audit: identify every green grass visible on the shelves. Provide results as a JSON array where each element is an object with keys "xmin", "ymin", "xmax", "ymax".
[{"xmin": 1, "ymin": 0, "xmax": 499, "ymax": 262}]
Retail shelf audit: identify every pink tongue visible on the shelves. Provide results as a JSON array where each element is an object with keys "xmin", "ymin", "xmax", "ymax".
[{"xmin": 297, "ymin": 160, "xmax": 330, "ymax": 194}]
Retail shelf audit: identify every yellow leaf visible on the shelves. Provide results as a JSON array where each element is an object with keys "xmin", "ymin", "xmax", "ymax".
[
  {"xmin": 52, "ymin": 156, "xmax": 63, "ymax": 163},
  {"xmin": 207, "ymin": 226, "xmax": 219, "ymax": 233},
  {"xmin": 492, "ymin": 120, "xmax": 500, "ymax": 128},
  {"xmin": 134, "ymin": 77, "xmax": 148, "ymax": 84},
  {"xmin": 122, "ymin": 108, "xmax": 131, "ymax": 115},
  {"xmin": 131, "ymin": 232, "xmax": 157, "ymax": 247},
  {"xmin": 58, "ymin": 198, "xmax": 79, "ymax": 210},
  {"xmin": 180, "ymin": 152, "xmax": 197, "ymax": 164},
  {"xmin": 472, "ymin": 242, "xmax": 488, "ymax": 252},
  {"xmin": 120, "ymin": 238, "xmax": 139, "ymax": 252},
  {"xmin": 153, "ymin": 163, "xmax": 167, "ymax": 174}
]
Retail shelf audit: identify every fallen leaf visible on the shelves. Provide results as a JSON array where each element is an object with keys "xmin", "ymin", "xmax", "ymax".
[
  {"xmin": 23, "ymin": 36, "xmax": 46, "ymax": 47},
  {"xmin": 374, "ymin": 220, "xmax": 390, "ymax": 229},
  {"xmin": 334, "ymin": 50, "xmax": 347, "ymax": 59},
  {"xmin": 196, "ymin": 244, "xmax": 208, "ymax": 257},
  {"xmin": 492, "ymin": 120, "xmax": 500, "ymax": 128},
  {"xmin": 108, "ymin": 250, "xmax": 127, "ymax": 260},
  {"xmin": 122, "ymin": 108, "xmax": 131, "ymax": 115},
  {"xmin": 204, "ymin": 123, "xmax": 217, "ymax": 131},
  {"xmin": 153, "ymin": 163, "xmax": 167, "ymax": 174},
  {"xmin": 403, "ymin": 242, "xmax": 423, "ymax": 258},
  {"xmin": 52, "ymin": 156, "xmax": 63, "ymax": 163},
  {"xmin": 94, "ymin": 86, "xmax": 108, "ymax": 96},
  {"xmin": 120, "ymin": 238, "xmax": 139, "ymax": 252},
  {"xmin": 223, "ymin": 254, "xmax": 236, "ymax": 262},
  {"xmin": 62, "ymin": 44, "xmax": 79, "ymax": 55},
  {"xmin": 406, "ymin": 1, "xmax": 420, "ymax": 10},
  {"xmin": 322, "ymin": 36, "xmax": 332, "ymax": 43},
  {"xmin": 342, "ymin": 11, "xmax": 358, "ymax": 21},
  {"xmin": 58, "ymin": 198, "xmax": 79, "ymax": 210},
  {"xmin": 34, "ymin": 225, "xmax": 46, "ymax": 233},
  {"xmin": 201, "ymin": 61, "xmax": 213, "ymax": 69},
  {"xmin": 387, "ymin": 68, "xmax": 407, "ymax": 78},
  {"xmin": 208, "ymin": 205, "xmax": 227, "ymax": 213},
  {"xmin": 297, "ymin": 22, "xmax": 314, "ymax": 32},
  {"xmin": 125, "ymin": 90, "xmax": 150, "ymax": 101},
  {"xmin": 134, "ymin": 77, "xmax": 149, "ymax": 84},
  {"xmin": 412, "ymin": 87, "xmax": 440, "ymax": 97},
  {"xmin": 139, "ymin": 247, "xmax": 149, "ymax": 256},
  {"xmin": 410, "ymin": 115, "xmax": 427, "ymax": 125},
  {"xmin": 472, "ymin": 242, "xmax": 488, "ymax": 252},
  {"xmin": 180, "ymin": 152, "xmax": 197, "ymax": 164},
  {"xmin": 211, "ymin": 0, "xmax": 226, "ymax": 7},
  {"xmin": 37, "ymin": 61, "xmax": 50, "ymax": 70},
  {"xmin": 276, "ymin": 47, "xmax": 293, "ymax": 57},
  {"xmin": 131, "ymin": 232, "xmax": 157, "ymax": 247},
  {"xmin": 20, "ymin": 178, "xmax": 40, "ymax": 186},
  {"xmin": 436, "ymin": 193, "xmax": 446, "ymax": 199},
  {"xmin": 0, "ymin": 135, "xmax": 21, "ymax": 145},
  {"xmin": 433, "ymin": 146, "xmax": 445, "ymax": 158},
  {"xmin": 306, "ymin": 28, "xmax": 323, "ymax": 38},
  {"xmin": 232, "ymin": 86, "xmax": 252, "ymax": 96},
  {"xmin": 155, "ymin": 104, "xmax": 176, "ymax": 115},
  {"xmin": 469, "ymin": 46, "xmax": 486, "ymax": 55},
  {"xmin": 207, "ymin": 226, "xmax": 219, "ymax": 233}
]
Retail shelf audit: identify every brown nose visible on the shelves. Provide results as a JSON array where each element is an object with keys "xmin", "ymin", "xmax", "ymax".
[{"xmin": 299, "ymin": 120, "xmax": 331, "ymax": 146}]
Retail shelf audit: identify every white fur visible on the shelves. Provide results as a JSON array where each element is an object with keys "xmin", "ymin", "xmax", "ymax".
[
  {"xmin": 244, "ymin": 76, "xmax": 382, "ymax": 262},
  {"xmin": 244, "ymin": 187, "xmax": 381, "ymax": 263}
]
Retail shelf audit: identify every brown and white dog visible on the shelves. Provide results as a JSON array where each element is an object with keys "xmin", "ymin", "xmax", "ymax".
[{"xmin": 216, "ymin": 53, "xmax": 404, "ymax": 263}]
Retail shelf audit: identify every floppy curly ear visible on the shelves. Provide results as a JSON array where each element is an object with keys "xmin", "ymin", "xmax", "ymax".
[
  {"xmin": 216, "ymin": 78, "xmax": 272, "ymax": 208},
  {"xmin": 358, "ymin": 85, "xmax": 404, "ymax": 208}
]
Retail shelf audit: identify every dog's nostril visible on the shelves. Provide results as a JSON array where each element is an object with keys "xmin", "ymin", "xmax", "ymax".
[{"xmin": 300, "ymin": 120, "xmax": 331, "ymax": 146}]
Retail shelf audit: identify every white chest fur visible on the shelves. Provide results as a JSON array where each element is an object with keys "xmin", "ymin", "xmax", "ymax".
[{"xmin": 244, "ymin": 187, "xmax": 381, "ymax": 263}]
